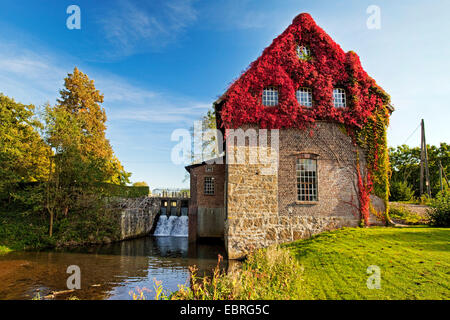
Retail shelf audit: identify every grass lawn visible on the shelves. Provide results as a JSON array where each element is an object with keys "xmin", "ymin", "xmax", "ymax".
[{"xmin": 284, "ymin": 226, "xmax": 450, "ymax": 300}]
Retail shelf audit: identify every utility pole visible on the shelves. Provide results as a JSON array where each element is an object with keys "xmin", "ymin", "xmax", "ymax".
[
  {"xmin": 419, "ymin": 119, "xmax": 432, "ymax": 197},
  {"xmin": 439, "ymin": 161, "xmax": 443, "ymax": 193},
  {"xmin": 440, "ymin": 161, "xmax": 450, "ymax": 189}
]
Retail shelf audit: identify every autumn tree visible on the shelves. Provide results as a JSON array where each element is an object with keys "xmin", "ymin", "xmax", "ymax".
[
  {"xmin": 53, "ymin": 67, "xmax": 130, "ymax": 185},
  {"xmin": 44, "ymin": 67, "xmax": 130, "ymax": 236}
]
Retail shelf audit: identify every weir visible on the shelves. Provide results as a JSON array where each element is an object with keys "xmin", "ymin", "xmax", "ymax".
[{"xmin": 119, "ymin": 195, "xmax": 189, "ymax": 240}]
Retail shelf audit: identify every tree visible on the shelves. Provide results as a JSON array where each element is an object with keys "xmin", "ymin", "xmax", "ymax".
[
  {"xmin": 43, "ymin": 67, "xmax": 131, "ymax": 236},
  {"xmin": 0, "ymin": 93, "xmax": 50, "ymax": 198},
  {"xmin": 132, "ymin": 181, "xmax": 148, "ymax": 187},
  {"xmin": 389, "ymin": 143, "xmax": 449, "ymax": 199},
  {"xmin": 55, "ymin": 67, "xmax": 130, "ymax": 185}
]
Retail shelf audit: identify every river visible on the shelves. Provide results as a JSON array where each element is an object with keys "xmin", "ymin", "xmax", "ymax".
[{"xmin": 0, "ymin": 236, "xmax": 226, "ymax": 300}]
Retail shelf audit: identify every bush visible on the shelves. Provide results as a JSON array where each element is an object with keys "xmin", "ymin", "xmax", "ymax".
[
  {"xmin": 98, "ymin": 183, "xmax": 149, "ymax": 198},
  {"xmin": 171, "ymin": 246, "xmax": 304, "ymax": 300},
  {"xmin": 389, "ymin": 180, "xmax": 415, "ymax": 201},
  {"xmin": 427, "ymin": 192, "xmax": 450, "ymax": 227},
  {"xmin": 389, "ymin": 206, "xmax": 424, "ymax": 224}
]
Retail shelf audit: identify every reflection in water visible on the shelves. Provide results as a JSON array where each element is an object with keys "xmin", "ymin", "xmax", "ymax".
[{"xmin": 0, "ymin": 236, "xmax": 225, "ymax": 300}]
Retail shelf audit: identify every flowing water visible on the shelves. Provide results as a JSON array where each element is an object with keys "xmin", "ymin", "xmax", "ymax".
[
  {"xmin": 0, "ymin": 236, "xmax": 225, "ymax": 300},
  {"xmin": 153, "ymin": 215, "xmax": 188, "ymax": 237}
]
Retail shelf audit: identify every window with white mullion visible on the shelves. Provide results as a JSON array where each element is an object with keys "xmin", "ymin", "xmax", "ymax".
[
  {"xmin": 296, "ymin": 88, "xmax": 313, "ymax": 107},
  {"xmin": 333, "ymin": 88, "xmax": 346, "ymax": 108}
]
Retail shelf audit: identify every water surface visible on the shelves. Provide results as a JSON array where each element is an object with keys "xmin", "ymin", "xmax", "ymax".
[{"xmin": 0, "ymin": 236, "xmax": 225, "ymax": 300}]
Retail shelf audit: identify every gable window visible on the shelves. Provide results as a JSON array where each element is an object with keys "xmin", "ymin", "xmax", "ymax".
[
  {"xmin": 296, "ymin": 158, "xmax": 317, "ymax": 202},
  {"xmin": 206, "ymin": 165, "xmax": 213, "ymax": 173},
  {"xmin": 296, "ymin": 88, "xmax": 313, "ymax": 107},
  {"xmin": 333, "ymin": 88, "xmax": 346, "ymax": 108},
  {"xmin": 204, "ymin": 177, "xmax": 215, "ymax": 195},
  {"xmin": 262, "ymin": 87, "xmax": 279, "ymax": 106},
  {"xmin": 296, "ymin": 45, "xmax": 310, "ymax": 60}
]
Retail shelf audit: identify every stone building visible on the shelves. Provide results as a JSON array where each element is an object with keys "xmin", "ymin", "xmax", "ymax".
[{"xmin": 186, "ymin": 13, "xmax": 393, "ymax": 259}]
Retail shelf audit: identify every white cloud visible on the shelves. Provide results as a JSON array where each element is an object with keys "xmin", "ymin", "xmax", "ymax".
[
  {"xmin": 0, "ymin": 39, "xmax": 210, "ymax": 124},
  {"xmin": 97, "ymin": 0, "xmax": 198, "ymax": 56}
]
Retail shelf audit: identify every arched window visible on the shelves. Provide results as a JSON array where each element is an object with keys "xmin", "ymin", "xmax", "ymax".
[
  {"xmin": 333, "ymin": 88, "xmax": 346, "ymax": 108},
  {"xmin": 262, "ymin": 87, "xmax": 279, "ymax": 106},
  {"xmin": 296, "ymin": 45, "xmax": 310, "ymax": 60},
  {"xmin": 296, "ymin": 88, "xmax": 313, "ymax": 107}
]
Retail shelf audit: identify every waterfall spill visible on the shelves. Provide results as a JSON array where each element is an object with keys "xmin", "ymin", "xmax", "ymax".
[{"xmin": 153, "ymin": 215, "xmax": 188, "ymax": 237}]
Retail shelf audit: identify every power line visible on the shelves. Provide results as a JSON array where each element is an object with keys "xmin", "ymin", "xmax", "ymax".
[{"xmin": 402, "ymin": 122, "xmax": 421, "ymax": 145}]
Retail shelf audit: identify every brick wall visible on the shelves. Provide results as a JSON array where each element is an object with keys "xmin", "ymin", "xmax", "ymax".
[
  {"xmin": 225, "ymin": 122, "xmax": 363, "ymax": 259},
  {"xmin": 189, "ymin": 164, "xmax": 225, "ymax": 208},
  {"xmin": 188, "ymin": 163, "xmax": 226, "ymax": 239}
]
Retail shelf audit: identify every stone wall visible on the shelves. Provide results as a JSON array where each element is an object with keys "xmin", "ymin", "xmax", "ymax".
[
  {"xmin": 225, "ymin": 123, "xmax": 368, "ymax": 259},
  {"xmin": 119, "ymin": 197, "xmax": 161, "ymax": 240}
]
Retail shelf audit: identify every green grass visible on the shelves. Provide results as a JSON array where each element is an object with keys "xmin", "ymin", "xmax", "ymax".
[
  {"xmin": 284, "ymin": 227, "xmax": 450, "ymax": 300},
  {"xmin": 171, "ymin": 227, "xmax": 449, "ymax": 300},
  {"xmin": 0, "ymin": 245, "xmax": 12, "ymax": 255}
]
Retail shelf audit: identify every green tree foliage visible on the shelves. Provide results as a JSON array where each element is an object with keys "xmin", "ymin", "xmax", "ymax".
[
  {"xmin": 43, "ymin": 67, "xmax": 131, "ymax": 236},
  {"xmin": 427, "ymin": 191, "xmax": 450, "ymax": 227},
  {"xmin": 389, "ymin": 143, "xmax": 449, "ymax": 199},
  {"xmin": 132, "ymin": 181, "xmax": 148, "ymax": 187},
  {"xmin": 389, "ymin": 180, "xmax": 415, "ymax": 202},
  {"xmin": 0, "ymin": 94, "xmax": 50, "ymax": 197}
]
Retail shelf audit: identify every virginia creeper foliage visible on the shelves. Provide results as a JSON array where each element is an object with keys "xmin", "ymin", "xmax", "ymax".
[{"xmin": 218, "ymin": 13, "xmax": 392, "ymax": 224}]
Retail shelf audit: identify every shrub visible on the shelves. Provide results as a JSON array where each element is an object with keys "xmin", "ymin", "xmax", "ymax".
[
  {"xmin": 389, "ymin": 206, "xmax": 424, "ymax": 225},
  {"xmin": 427, "ymin": 192, "xmax": 450, "ymax": 227},
  {"xmin": 389, "ymin": 180, "xmax": 415, "ymax": 202},
  {"xmin": 171, "ymin": 246, "xmax": 304, "ymax": 300}
]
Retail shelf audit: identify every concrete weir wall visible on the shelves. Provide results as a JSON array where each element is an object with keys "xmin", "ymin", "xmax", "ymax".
[{"xmin": 119, "ymin": 197, "xmax": 161, "ymax": 240}]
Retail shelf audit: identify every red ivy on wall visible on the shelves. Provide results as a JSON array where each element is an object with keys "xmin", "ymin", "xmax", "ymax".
[
  {"xmin": 218, "ymin": 13, "xmax": 392, "ymax": 225},
  {"xmin": 219, "ymin": 13, "xmax": 390, "ymax": 131}
]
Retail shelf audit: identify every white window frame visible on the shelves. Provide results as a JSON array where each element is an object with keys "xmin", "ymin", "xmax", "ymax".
[
  {"xmin": 204, "ymin": 176, "xmax": 215, "ymax": 195},
  {"xmin": 296, "ymin": 45, "xmax": 310, "ymax": 60},
  {"xmin": 333, "ymin": 88, "xmax": 346, "ymax": 108},
  {"xmin": 296, "ymin": 88, "xmax": 313, "ymax": 107},
  {"xmin": 296, "ymin": 158, "xmax": 318, "ymax": 202},
  {"xmin": 262, "ymin": 87, "xmax": 279, "ymax": 106}
]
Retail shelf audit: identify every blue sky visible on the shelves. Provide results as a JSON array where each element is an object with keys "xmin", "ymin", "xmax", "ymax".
[{"xmin": 0, "ymin": 0, "xmax": 449, "ymax": 189}]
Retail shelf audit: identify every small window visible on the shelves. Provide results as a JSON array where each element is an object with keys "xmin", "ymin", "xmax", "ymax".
[
  {"xmin": 206, "ymin": 166, "xmax": 213, "ymax": 173},
  {"xmin": 296, "ymin": 88, "xmax": 313, "ymax": 107},
  {"xmin": 296, "ymin": 158, "xmax": 317, "ymax": 202},
  {"xmin": 262, "ymin": 87, "xmax": 279, "ymax": 106},
  {"xmin": 296, "ymin": 45, "xmax": 310, "ymax": 60},
  {"xmin": 333, "ymin": 88, "xmax": 346, "ymax": 108},
  {"xmin": 204, "ymin": 177, "xmax": 215, "ymax": 195}
]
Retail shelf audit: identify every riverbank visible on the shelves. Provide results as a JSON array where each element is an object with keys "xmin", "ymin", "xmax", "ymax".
[
  {"xmin": 171, "ymin": 226, "xmax": 449, "ymax": 300},
  {"xmin": 0, "ymin": 206, "xmax": 121, "ymax": 252},
  {"xmin": 0, "ymin": 245, "xmax": 11, "ymax": 255}
]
